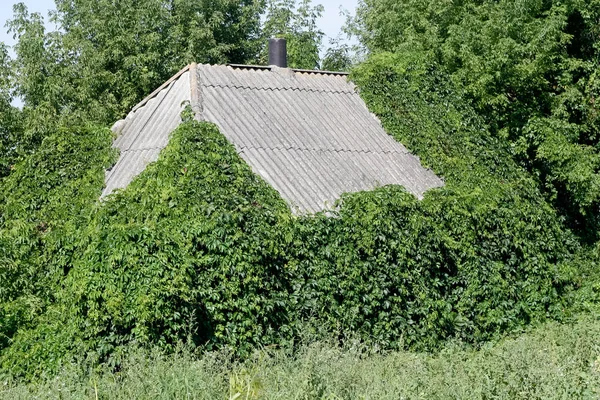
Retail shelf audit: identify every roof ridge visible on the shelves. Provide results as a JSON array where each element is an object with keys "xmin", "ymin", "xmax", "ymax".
[
  {"xmin": 201, "ymin": 83, "xmax": 354, "ymax": 95},
  {"xmin": 190, "ymin": 63, "xmax": 203, "ymax": 120},
  {"xmin": 225, "ymin": 63, "xmax": 350, "ymax": 76}
]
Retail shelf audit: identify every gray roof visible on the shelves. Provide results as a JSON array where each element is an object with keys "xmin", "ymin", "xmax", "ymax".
[{"xmin": 103, "ymin": 64, "xmax": 443, "ymax": 213}]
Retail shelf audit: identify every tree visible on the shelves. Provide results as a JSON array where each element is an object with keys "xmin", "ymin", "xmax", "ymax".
[
  {"xmin": 7, "ymin": 0, "xmax": 266, "ymax": 127},
  {"xmin": 0, "ymin": 43, "xmax": 22, "ymax": 180},
  {"xmin": 353, "ymin": 0, "xmax": 600, "ymax": 240},
  {"xmin": 321, "ymin": 37, "xmax": 353, "ymax": 71}
]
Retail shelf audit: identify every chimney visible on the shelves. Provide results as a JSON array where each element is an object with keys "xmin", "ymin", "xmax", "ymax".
[{"xmin": 268, "ymin": 38, "xmax": 287, "ymax": 68}]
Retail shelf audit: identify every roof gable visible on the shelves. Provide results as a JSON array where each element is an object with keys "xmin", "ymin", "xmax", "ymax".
[{"xmin": 104, "ymin": 64, "xmax": 443, "ymax": 213}]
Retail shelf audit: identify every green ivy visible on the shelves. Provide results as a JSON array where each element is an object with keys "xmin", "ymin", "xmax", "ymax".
[
  {"xmin": 0, "ymin": 81, "xmax": 591, "ymax": 379},
  {"xmin": 0, "ymin": 124, "xmax": 117, "ymax": 352},
  {"xmin": 1, "ymin": 121, "xmax": 295, "ymax": 378}
]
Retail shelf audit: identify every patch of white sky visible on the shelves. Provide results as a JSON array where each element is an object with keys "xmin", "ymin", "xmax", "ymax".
[{"xmin": 0, "ymin": 0, "xmax": 358, "ymax": 53}]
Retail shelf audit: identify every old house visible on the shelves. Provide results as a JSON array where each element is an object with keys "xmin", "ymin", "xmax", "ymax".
[{"xmin": 103, "ymin": 39, "xmax": 443, "ymax": 213}]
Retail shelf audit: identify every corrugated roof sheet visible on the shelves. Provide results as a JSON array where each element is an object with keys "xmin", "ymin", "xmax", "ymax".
[
  {"xmin": 103, "ymin": 64, "xmax": 443, "ymax": 213},
  {"xmin": 103, "ymin": 69, "xmax": 191, "ymax": 197}
]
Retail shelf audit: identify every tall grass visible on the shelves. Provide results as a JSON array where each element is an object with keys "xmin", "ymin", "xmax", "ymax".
[{"xmin": 2, "ymin": 315, "xmax": 600, "ymax": 399}]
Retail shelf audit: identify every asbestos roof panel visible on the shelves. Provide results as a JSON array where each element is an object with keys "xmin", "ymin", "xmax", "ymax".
[
  {"xmin": 129, "ymin": 74, "xmax": 190, "ymax": 150},
  {"xmin": 240, "ymin": 148, "xmax": 441, "ymax": 213},
  {"xmin": 197, "ymin": 64, "xmax": 354, "ymax": 93},
  {"xmin": 102, "ymin": 149, "xmax": 161, "ymax": 197},
  {"xmin": 201, "ymin": 86, "xmax": 408, "ymax": 154},
  {"xmin": 103, "ymin": 71, "xmax": 191, "ymax": 197},
  {"xmin": 102, "ymin": 64, "xmax": 443, "ymax": 212}
]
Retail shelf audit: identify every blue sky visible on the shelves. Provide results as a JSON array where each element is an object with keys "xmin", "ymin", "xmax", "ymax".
[{"xmin": 0, "ymin": 0, "xmax": 358, "ymax": 49}]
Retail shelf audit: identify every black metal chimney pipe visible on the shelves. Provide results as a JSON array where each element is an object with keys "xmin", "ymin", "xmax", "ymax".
[{"xmin": 268, "ymin": 38, "xmax": 287, "ymax": 68}]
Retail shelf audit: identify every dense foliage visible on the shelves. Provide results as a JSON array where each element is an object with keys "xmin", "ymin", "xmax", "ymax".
[
  {"xmin": 1, "ymin": 111, "xmax": 590, "ymax": 377},
  {"xmin": 7, "ymin": 0, "xmax": 264, "ymax": 127},
  {"xmin": 0, "ymin": 121, "xmax": 295, "ymax": 378},
  {"xmin": 1, "ymin": 0, "xmax": 599, "ymax": 384},
  {"xmin": 0, "ymin": 44, "xmax": 22, "ymax": 179},
  {"xmin": 0, "ymin": 124, "xmax": 116, "ymax": 352},
  {"xmin": 284, "ymin": 54, "xmax": 586, "ymax": 350},
  {"xmin": 354, "ymin": 0, "xmax": 600, "ymax": 240}
]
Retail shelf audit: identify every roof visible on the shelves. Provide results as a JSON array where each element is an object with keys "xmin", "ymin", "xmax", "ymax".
[{"xmin": 103, "ymin": 63, "xmax": 443, "ymax": 213}]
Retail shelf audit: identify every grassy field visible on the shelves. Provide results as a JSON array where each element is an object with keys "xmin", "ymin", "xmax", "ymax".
[{"xmin": 2, "ymin": 315, "xmax": 600, "ymax": 399}]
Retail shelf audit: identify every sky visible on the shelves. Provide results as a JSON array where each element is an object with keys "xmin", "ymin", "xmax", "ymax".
[{"xmin": 0, "ymin": 0, "xmax": 359, "ymax": 50}]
